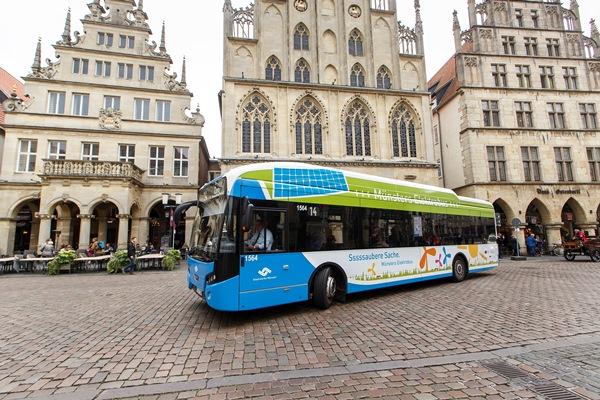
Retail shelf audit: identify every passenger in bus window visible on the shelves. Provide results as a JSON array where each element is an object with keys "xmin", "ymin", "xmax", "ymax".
[{"xmin": 245, "ymin": 217, "xmax": 273, "ymax": 252}]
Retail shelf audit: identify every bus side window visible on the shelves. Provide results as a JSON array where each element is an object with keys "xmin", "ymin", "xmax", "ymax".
[{"xmin": 243, "ymin": 210, "xmax": 287, "ymax": 253}]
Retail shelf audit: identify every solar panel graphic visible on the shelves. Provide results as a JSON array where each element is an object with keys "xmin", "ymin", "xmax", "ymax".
[{"xmin": 274, "ymin": 168, "xmax": 349, "ymax": 198}]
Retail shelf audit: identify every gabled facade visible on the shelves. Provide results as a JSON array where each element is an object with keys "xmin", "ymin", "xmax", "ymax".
[
  {"xmin": 0, "ymin": 0, "xmax": 207, "ymax": 256},
  {"xmin": 429, "ymin": 0, "xmax": 600, "ymax": 250},
  {"xmin": 220, "ymin": 0, "xmax": 438, "ymax": 184}
]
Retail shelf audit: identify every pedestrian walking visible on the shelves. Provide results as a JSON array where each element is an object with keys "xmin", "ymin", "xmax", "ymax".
[
  {"xmin": 124, "ymin": 237, "xmax": 138, "ymax": 274},
  {"xmin": 526, "ymin": 234, "xmax": 537, "ymax": 257}
]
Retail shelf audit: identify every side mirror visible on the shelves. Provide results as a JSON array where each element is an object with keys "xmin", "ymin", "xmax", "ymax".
[
  {"xmin": 241, "ymin": 197, "xmax": 254, "ymax": 232},
  {"xmin": 174, "ymin": 201, "xmax": 199, "ymax": 225}
]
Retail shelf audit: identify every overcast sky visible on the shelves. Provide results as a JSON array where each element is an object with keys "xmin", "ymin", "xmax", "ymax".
[{"xmin": 0, "ymin": 0, "xmax": 597, "ymax": 157}]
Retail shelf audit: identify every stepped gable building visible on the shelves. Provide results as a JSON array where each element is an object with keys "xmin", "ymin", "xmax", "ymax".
[
  {"xmin": 429, "ymin": 0, "xmax": 600, "ymax": 249},
  {"xmin": 219, "ymin": 0, "xmax": 438, "ymax": 183},
  {"xmin": 0, "ymin": 0, "xmax": 207, "ymax": 256},
  {"xmin": 0, "ymin": 68, "xmax": 26, "ymax": 129}
]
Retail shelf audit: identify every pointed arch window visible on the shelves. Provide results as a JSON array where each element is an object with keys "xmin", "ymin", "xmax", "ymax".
[
  {"xmin": 350, "ymin": 63, "xmax": 365, "ymax": 87},
  {"xmin": 344, "ymin": 100, "xmax": 372, "ymax": 157},
  {"xmin": 294, "ymin": 97, "xmax": 324, "ymax": 155},
  {"xmin": 241, "ymin": 94, "xmax": 272, "ymax": 154},
  {"xmin": 348, "ymin": 29, "xmax": 364, "ymax": 56},
  {"xmin": 377, "ymin": 66, "xmax": 392, "ymax": 89},
  {"xmin": 265, "ymin": 56, "xmax": 282, "ymax": 81},
  {"xmin": 390, "ymin": 104, "xmax": 418, "ymax": 158},
  {"xmin": 295, "ymin": 59, "xmax": 311, "ymax": 83},
  {"xmin": 294, "ymin": 24, "xmax": 309, "ymax": 50}
]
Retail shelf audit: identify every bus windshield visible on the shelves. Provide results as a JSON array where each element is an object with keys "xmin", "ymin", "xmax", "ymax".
[{"xmin": 190, "ymin": 178, "xmax": 228, "ymax": 262}]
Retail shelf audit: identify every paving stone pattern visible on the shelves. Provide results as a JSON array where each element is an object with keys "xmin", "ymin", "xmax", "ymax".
[{"xmin": 0, "ymin": 259, "xmax": 599, "ymax": 399}]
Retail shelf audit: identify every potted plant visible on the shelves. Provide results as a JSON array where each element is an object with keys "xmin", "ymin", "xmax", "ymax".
[
  {"xmin": 162, "ymin": 249, "xmax": 182, "ymax": 271},
  {"xmin": 47, "ymin": 249, "xmax": 77, "ymax": 276},
  {"xmin": 107, "ymin": 250, "xmax": 129, "ymax": 274}
]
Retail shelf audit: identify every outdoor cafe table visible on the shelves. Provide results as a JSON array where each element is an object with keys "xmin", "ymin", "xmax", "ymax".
[
  {"xmin": 72, "ymin": 255, "xmax": 112, "ymax": 272},
  {"xmin": 136, "ymin": 254, "xmax": 164, "ymax": 270},
  {"xmin": 16, "ymin": 257, "xmax": 54, "ymax": 273},
  {"xmin": 0, "ymin": 257, "xmax": 17, "ymax": 273}
]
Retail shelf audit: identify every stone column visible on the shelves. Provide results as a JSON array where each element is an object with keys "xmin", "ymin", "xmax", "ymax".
[
  {"xmin": 137, "ymin": 217, "xmax": 149, "ymax": 246},
  {"xmin": 545, "ymin": 223, "xmax": 563, "ymax": 248},
  {"xmin": 515, "ymin": 224, "xmax": 527, "ymax": 256},
  {"xmin": 37, "ymin": 214, "xmax": 53, "ymax": 251},
  {"xmin": 0, "ymin": 218, "xmax": 13, "ymax": 256},
  {"xmin": 78, "ymin": 214, "xmax": 93, "ymax": 250},
  {"xmin": 117, "ymin": 214, "xmax": 131, "ymax": 251}
]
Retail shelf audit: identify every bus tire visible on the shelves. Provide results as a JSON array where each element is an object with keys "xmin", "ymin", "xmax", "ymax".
[
  {"xmin": 313, "ymin": 267, "xmax": 336, "ymax": 309},
  {"xmin": 452, "ymin": 256, "xmax": 468, "ymax": 282}
]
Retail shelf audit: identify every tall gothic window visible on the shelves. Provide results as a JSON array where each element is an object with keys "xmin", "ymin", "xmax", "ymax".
[
  {"xmin": 377, "ymin": 66, "xmax": 392, "ymax": 89},
  {"xmin": 348, "ymin": 29, "xmax": 364, "ymax": 56},
  {"xmin": 294, "ymin": 24, "xmax": 309, "ymax": 51},
  {"xmin": 350, "ymin": 63, "xmax": 365, "ymax": 87},
  {"xmin": 241, "ymin": 94, "xmax": 272, "ymax": 153},
  {"xmin": 294, "ymin": 97, "xmax": 324, "ymax": 155},
  {"xmin": 265, "ymin": 56, "xmax": 282, "ymax": 81},
  {"xmin": 344, "ymin": 99, "xmax": 372, "ymax": 157},
  {"xmin": 390, "ymin": 104, "xmax": 418, "ymax": 158},
  {"xmin": 295, "ymin": 59, "xmax": 311, "ymax": 83}
]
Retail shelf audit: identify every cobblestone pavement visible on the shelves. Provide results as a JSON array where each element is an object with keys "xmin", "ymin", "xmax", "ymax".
[{"xmin": 0, "ymin": 258, "xmax": 599, "ymax": 399}]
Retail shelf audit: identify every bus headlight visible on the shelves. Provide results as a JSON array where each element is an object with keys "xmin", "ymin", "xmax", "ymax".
[{"xmin": 207, "ymin": 273, "xmax": 216, "ymax": 284}]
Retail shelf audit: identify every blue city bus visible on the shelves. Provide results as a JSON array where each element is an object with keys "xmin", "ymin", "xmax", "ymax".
[{"xmin": 179, "ymin": 162, "xmax": 498, "ymax": 312}]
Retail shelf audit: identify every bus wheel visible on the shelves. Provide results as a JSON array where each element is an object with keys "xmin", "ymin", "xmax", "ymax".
[
  {"xmin": 452, "ymin": 257, "xmax": 468, "ymax": 282},
  {"xmin": 313, "ymin": 267, "xmax": 336, "ymax": 309}
]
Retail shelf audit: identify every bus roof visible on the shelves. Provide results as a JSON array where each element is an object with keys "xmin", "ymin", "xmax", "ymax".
[{"xmin": 223, "ymin": 162, "xmax": 494, "ymax": 218}]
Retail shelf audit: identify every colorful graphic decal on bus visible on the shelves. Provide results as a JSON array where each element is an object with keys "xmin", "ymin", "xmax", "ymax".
[
  {"xmin": 303, "ymin": 244, "xmax": 498, "ymax": 287},
  {"xmin": 236, "ymin": 165, "xmax": 496, "ymax": 218}
]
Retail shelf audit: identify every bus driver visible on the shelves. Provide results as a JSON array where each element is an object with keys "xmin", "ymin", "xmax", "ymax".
[{"xmin": 245, "ymin": 217, "xmax": 274, "ymax": 251}]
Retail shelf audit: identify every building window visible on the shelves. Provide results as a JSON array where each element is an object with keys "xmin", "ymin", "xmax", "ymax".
[
  {"xmin": 531, "ymin": 10, "xmax": 539, "ymax": 28},
  {"xmin": 118, "ymin": 63, "xmax": 133, "ymax": 79},
  {"xmin": 119, "ymin": 144, "xmax": 135, "ymax": 164},
  {"xmin": 72, "ymin": 58, "xmax": 89, "ymax": 75},
  {"xmin": 525, "ymin": 37, "xmax": 538, "ymax": 56},
  {"xmin": 173, "ymin": 147, "xmax": 189, "ymax": 177},
  {"xmin": 515, "ymin": 101, "xmax": 533, "ymax": 128},
  {"xmin": 515, "ymin": 9, "xmax": 523, "ymax": 27},
  {"xmin": 294, "ymin": 59, "xmax": 310, "ymax": 83},
  {"xmin": 139, "ymin": 65, "xmax": 155, "ymax": 81},
  {"xmin": 149, "ymin": 146, "xmax": 165, "ymax": 176},
  {"xmin": 350, "ymin": 63, "xmax": 365, "ymax": 87},
  {"xmin": 546, "ymin": 38, "xmax": 560, "ymax": 57},
  {"xmin": 390, "ymin": 104, "xmax": 417, "ymax": 158},
  {"xmin": 348, "ymin": 29, "xmax": 364, "ymax": 56},
  {"xmin": 156, "ymin": 100, "xmax": 171, "ymax": 122},
  {"xmin": 501, "ymin": 36, "xmax": 516, "ymax": 55},
  {"xmin": 482, "ymin": 100, "xmax": 500, "ymax": 127},
  {"xmin": 81, "ymin": 143, "xmax": 99, "ymax": 161},
  {"xmin": 95, "ymin": 61, "xmax": 111, "ymax": 77},
  {"xmin": 540, "ymin": 66, "xmax": 555, "ymax": 89},
  {"xmin": 580, "ymin": 103, "xmax": 598, "ymax": 129},
  {"xmin": 521, "ymin": 146, "xmax": 541, "ymax": 182},
  {"xmin": 48, "ymin": 91, "xmax": 66, "ymax": 114},
  {"xmin": 103, "ymin": 95, "xmax": 121, "ymax": 111},
  {"xmin": 344, "ymin": 99, "xmax": 372, "ymax": 157},
  {"xmin": 547, "ymin": 102, "xmax": 565, "ymax": 129},
  {"xmin": 134, "ymin": 98, "xmax": 150, "ymax": 120},
  {"xmin": 516, "ymin": 65, "xmax": 531, "ymax": 88},
  {"xmin": 17, "ymin": 139, "xmax": 37, "ymax": 172},
  {"xmin": 492, "ymin": 64, "xmax": 507, "ymax": 87},
  {"xmin": 377, "ymin": 66, "xmax": 392, "ymax": 89},
  {"xmin": 588, "ymin": 147, "xmax": 600, "ymax": 182},
  {"xmin": 72, "ymin": 93, "xmax": 90, "ymax": 116},
  {"xmin": 241, "ymin": 94, "xmax": 272, "ymax": 154},
  {"xmin": 48, "ymin": 140, "xmax": 66, "ymax": 160},
  {"xmin": 119, "ymin": 35, "xmax": 135, "ymax": 49},
  {"xmin": 293, "ymin": 24, "xmax": 309, "ymax": 50},
  {"xmin": 97, "ymin": 32, "xmax": 113, "ymax": 47},
  {"xmin": 487, "ymin": 146, "xmax": 507, "ymax": 182},
  {"xmin": 265, "ymin": 56, "xmax": 282, "ymax": 81},
  {"xmin": 563, "ymin": 67, "xmax": 578, "ymax": 90},
  {"xmin": 555, "ymin": 147, "xmax": 573, "ymax": 182},
  {"xmin": 294, "ymin": 97, "xmax": 323, "ymax": 155}
]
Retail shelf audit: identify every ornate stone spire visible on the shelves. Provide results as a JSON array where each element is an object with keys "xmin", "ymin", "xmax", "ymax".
[
  {"xmin": 132, "ymin": 0, "xmax": 148, "ymax": 27},
  {"xmin": 32, "ymin": 37, "xmax": 42, "ymax": 74},
  {"xmin": 453, "ymin": 10, "xmax": 461, "ymax": 31},
  {"xmin": 592, "ymin": 19, "xmax": 599, "ymax": 40},
  {"xmin": 159, "ymin": 21, "xmax": 167, "ymax": 55},
  {"xmin": 138, "ymin": 0, "xmax": 144, "ymax": 10},
  {"xmin": 570, "ymin": 0, "xmax": 579, "ymax": 10},
  {"xmin": 453, "ymin": 11, "xmax": 462, "ymax": 52},
  {"xmin": 224, "ymin": 0, "xmax": 233, "ymax": 12},
  {"xmin": 414, "ymin": 0, "xmax": 423, "ymax": 34},
  {"xmin": 61, "ymin": 8, "xmax": 72, "ymax": 45},
  {"xmin": 181, "ymin": 56, "xmax": 187, "ymax": 87}
]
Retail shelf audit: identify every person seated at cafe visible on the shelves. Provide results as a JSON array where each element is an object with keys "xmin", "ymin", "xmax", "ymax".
[
  {"xmin": 573, "ymin": 229, "xmax": 589, "ymax": 244},
  {"xmin": 40, "ymin": 239, "xmax": 55, "ymax": 257},
  {"xmin": 245, "ymin": 217, "xmax": 273, "ymax": 251}
]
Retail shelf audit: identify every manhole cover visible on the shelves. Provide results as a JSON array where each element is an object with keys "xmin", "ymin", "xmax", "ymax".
[
  {"xmin": 484, "ymin": 361, "xmax": 529, "ymax": 379},
  {"xmin": 531, "ymin": 382, "xmax": 586, "ymax": 400}
]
